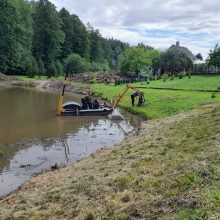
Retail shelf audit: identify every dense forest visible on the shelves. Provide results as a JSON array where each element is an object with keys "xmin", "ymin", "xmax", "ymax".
[
  {"xmin": 0, "ymin": 0, "xmax": 129, "ymax": 77},
  {"xmin": 1, "ymin": 0, "xmax": 219, "ymax": 78}
]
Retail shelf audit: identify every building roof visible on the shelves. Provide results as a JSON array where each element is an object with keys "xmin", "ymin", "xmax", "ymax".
[
  {"xmin": 193, "ymin": 59, "xmax": 205, "ymax": 65},
  {"xmin": 169, "ymin": 41, "xmax": 196, "ymax": 61}
]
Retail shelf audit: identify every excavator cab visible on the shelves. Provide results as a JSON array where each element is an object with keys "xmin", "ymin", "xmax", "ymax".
[{"xmin": 138, "ymin": 92, "xmax": 145, "ymax": 106}]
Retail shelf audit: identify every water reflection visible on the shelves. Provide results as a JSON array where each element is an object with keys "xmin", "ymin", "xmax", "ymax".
[
  {"xmin": 0, "ymin": 88, "xmax": 142, "ymax": 197},
  {"xmin": 0, "ymin": 118, "xmax": 140, "ymax": 196}
]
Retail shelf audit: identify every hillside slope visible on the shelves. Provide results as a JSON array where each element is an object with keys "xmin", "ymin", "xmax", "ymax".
[{"xmin": 0, "ymin": 104, "xmax": 220, "ymax": 220}]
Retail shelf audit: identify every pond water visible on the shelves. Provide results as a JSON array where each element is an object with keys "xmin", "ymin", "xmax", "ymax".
[{"xmin": 0, "ymin": 87, "xmax": 142, "ymax": 197}]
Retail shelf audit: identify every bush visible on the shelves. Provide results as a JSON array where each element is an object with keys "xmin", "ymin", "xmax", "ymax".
[
  {"xmin": 89, "ymin": 62, "xmax": 101, "ymax": 72},
  {"xmin": 64, "ymin": 53, "xmax": 89, "ymax": 75},
  {"xmin": 211, "ymin": 93, "xmax": 216, "ymax": 98},
  {"xmin": 178, "ymin": 71, "xmax": 186, "ymax": 79},
  {"xmin": 89, "ymin": 60, "xmax": 110, "ymax": 72},
  {"xmin": 186, "ymin": 71, "xmax": 192, "ymax": 79},
  {"xmin": 64, "ymin": 53, "xmax": 110, "ymax": 74},
  {"xmin": 162, "ymin": 73, "xmax": 169, "ymax": 82}
]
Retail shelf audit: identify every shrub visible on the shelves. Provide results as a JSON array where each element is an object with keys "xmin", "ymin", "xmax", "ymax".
[
  {"xmin": 162, "ymin": 73, "xmax": 169, "ymax": 82},
  {"xmin": 186, "ymin": 71, "xmax": 192, "ymax": 79},
  {"xmin": 178, "ymin": 71, "xmax": 186, "ymax": 79},
  {"xmin": 211, "ymin": 93, "xmax": 216, "ymax": 98},
  {"xmin": 64, "ymin": 53, "xmax": 89, "ymax": 75}
]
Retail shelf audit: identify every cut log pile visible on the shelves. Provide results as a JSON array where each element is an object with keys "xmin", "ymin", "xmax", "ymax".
[{"xmin": 70, "ymin": 71, "xmax": 138, "ymax": 84}]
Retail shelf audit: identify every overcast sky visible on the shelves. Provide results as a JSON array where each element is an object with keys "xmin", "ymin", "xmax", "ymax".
[{"xmin": 50, "ymin": 0, "xmax": 220, "ymax": 58}]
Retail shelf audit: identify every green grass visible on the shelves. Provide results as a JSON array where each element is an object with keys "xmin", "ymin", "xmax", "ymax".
[
  {"xmin": 136, "ymin": 75, "xmax": 220, "ymax": 90},
  {"xmin": 91, "ymin": 75, "xmax": 220, "ymax": 119}
]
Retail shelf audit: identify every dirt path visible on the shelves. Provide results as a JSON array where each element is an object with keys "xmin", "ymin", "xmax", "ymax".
[
  {"xmin": 34, "ymin": 80, "xmax": 51, "ymax": 89},
  {"xmin": 0, "ymin": 73, "xmax": 90, "ymax": 94}
]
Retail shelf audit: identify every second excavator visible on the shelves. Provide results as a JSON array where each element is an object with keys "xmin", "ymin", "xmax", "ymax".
[
  {"xmin": 109, "ymin": 83, "xmax": 145, "ymax": 120},
  {"xmin": 113, "ymin": 83, "xmax": 145, "ymax": 108}
]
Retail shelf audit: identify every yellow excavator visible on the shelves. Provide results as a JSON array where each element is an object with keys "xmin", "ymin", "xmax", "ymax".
[
  {"xmin": 57, "ymin": 77, "xmax": 144, "ymax": 118},
  {"xmin": 113, "ymin": 83, "xmax": 144, "ymax": 108}
]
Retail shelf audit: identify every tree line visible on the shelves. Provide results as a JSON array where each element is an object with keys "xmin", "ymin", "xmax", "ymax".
[
  {"xmin": 1, "ymin": 0, "xmax": 219, "ymax": 78},
  {"xmin": 0, "ymin": 0, "xmax": 129, "ymax": 77},
  {"xmin": 118, "ymin": 46, "xmax": 193, "ymax": 75},
  {"xmin": 118, "ymin": 44, "xmax": 220, "ymax": 76}
]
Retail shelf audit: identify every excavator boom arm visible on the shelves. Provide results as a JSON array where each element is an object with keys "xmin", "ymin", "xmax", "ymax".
[
  {"xmin": 113, "ymin": 83, "xmax": 141, "ymax": 108},
  {"xmin": 57, "ymin": 75, "xmax": 68, "ymax": 115},
  {"xmin": 113, "ymin": 86, "xmax": 129, "ymax": 108}
]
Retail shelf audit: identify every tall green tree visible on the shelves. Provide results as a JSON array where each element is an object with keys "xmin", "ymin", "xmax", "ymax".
[
  {"xmin": 64, "ymin": 53, "xmax": 89, "ymax": 75},
  {"xmin": 119, "ymin": 47, "xmax": 157, "ymax": 73},
  {"xmin": 59, "ymin": 9, "xmax": 89, "ymax": 60},
  {"xmin": 107, "ymin": 38, "xmax": 129, "ymax": 69},
  {"xmin": 0, "ymin": 0, "xmax": 33, "ymax": 74},
  {"xmin": 87, "ymin": 25, "xmax": 104, "ymax": 62},
  {"xmin": 160, "ymin": 49, "xmax": 193, "ymax": 74},
  {"xmin": 0, "ymin": 0, "xmax": 131, "ymax": 76},
  {"xmin": 59, "ymin": 8, "xmax": 74, "ymax": 60},
  {"xmin": 32, "ymin": 0, "xmax": 64, "ymax": 71},
  {"xmin": 71, "ymin": 15, "xmax": 90, "ymax": 58},
  {"xmin": 207, "ymin": 44, "xmax": 220, "ymax": 68}
]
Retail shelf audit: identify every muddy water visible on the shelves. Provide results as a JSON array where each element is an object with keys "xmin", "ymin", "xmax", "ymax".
[{"xmin": 0, "ymin": 87, "xmax": 142, "ymax": 197}]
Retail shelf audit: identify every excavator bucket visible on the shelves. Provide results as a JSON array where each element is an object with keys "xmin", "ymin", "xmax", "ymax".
[
  {"xmin": 108, "ymin": 108, "xmax": 124, "ymax": 120},
  {"xmin": 109, "ymin": 83, "xmax": 142, "ymax": 120}
]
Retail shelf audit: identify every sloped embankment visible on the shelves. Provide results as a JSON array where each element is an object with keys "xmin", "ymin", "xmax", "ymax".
[{"xmin": 0, "ymin": 104, "xmax": 220, "ymax": 219}]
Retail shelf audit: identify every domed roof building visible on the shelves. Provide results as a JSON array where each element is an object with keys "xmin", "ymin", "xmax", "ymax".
[
  {"xmin": 169, "ymin": 41, "xmax": 205, "ymax": 64},
  {"xmin": 169, "ymin": 41, "xmax": 196, "ymax": 61}
]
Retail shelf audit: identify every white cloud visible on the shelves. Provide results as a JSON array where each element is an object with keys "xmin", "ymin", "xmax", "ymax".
[{"xmin": 51, "ymin": 0, "xmax": 220, "ymax": 58}]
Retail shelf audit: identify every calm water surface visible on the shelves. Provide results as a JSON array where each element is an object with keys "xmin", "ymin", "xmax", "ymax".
[{"xmin": 0, "ymin": 87, "xmax": 142, "ymax": 197}]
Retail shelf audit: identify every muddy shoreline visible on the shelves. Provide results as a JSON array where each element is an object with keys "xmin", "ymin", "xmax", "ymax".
[{"xmin": 0, "ymin": 79, "xmax": 90, "ymax": 95}]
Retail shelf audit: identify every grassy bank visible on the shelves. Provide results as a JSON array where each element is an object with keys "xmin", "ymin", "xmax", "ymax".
[
  {"xmin": 0, "ymin": 104, "xmax": 219, "ymax": 219},
  {"xmin": 137, "ymin": 75, "xmax": 220, "ymax": 90},
  {"xmin": 91, "ymin": 75, "xmax": 220, "ymax": 119}
]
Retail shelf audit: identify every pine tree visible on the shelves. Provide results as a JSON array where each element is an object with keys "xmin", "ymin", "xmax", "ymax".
[
  {"xmin": 87, "ymin": 25, "xmax": 104, "ymax": 62},
  {"xmin": 32, "ymin": 0, "xmax": 64, "ymax": 70},
  {"xmin": 0, "ymin": 0, "xmax": 33, "ymax": 74}
]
